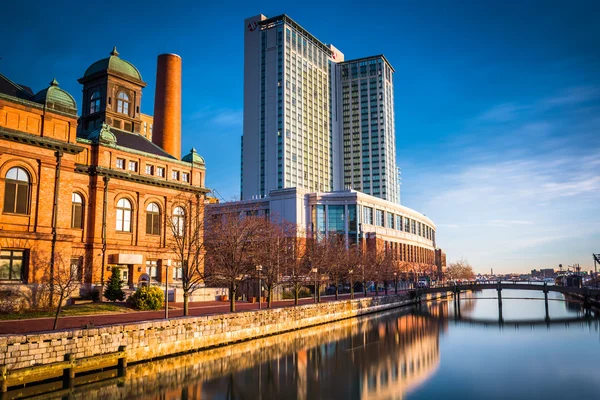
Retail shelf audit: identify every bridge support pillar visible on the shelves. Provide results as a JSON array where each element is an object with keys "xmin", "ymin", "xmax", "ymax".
[
  {"xmin": 544, "ymin": 283, "xmax": 550, "ymax": 322},
  {"xmin": 497, "ymin": 282, "xmax": 503, "ymax": 324},
  {"xmin": 584, "ymin": 287, "xmax": 591, "ymax": 318}
]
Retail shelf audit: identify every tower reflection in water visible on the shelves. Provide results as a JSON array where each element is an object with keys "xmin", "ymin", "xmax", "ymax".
[{"xmin": 199, "ymin": 303, "xmax": 447, "ymax": 400}]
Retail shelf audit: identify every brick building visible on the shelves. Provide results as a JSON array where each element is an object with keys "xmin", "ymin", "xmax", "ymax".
[{"xmin": 0, "ymin": 48, "xmax": 208, "ymax": 295}]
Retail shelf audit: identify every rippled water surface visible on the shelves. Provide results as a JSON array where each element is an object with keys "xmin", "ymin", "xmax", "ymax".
[{"xmin": 50, "ymin": 289, "xmax": 600, "ymax": 400}]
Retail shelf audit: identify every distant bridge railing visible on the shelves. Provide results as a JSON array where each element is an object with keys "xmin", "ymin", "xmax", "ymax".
[{"xmin": 419, "ymin": 281, "xmax": 600, "ymax": 297}]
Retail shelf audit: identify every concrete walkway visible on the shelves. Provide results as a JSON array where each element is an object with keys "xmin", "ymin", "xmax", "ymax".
[{"xmin": 0, "ymin": 292, "xmax": 407, "ymax": 335}]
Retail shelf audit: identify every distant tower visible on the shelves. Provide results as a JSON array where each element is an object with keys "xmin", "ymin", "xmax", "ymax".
[{"xmin": 153, "ymin": 53, "xmax": 182, "ymax": 159}]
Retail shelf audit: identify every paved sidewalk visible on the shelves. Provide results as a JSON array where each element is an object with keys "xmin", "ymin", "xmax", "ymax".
[{"xmin": 0, "ymin": 291, "xmax": 408, "ymax": 335}]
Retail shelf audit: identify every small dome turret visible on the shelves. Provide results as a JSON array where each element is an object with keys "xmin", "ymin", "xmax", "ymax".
[
  {"xmin": 33, "ymin": 78, "xmax": 77, "ymax": 115},
  {"xmin": 83, "ymin": 47, "xmax": 143, "ymax": 81},
  {"xmin": 182, "ymin": 147, "xmax": 205, "ymax": 166}
]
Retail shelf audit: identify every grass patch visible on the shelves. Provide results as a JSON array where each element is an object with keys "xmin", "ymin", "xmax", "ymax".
[{"xmin": 0, "ymin": 302, "xmax": 135, "ymax": 320}]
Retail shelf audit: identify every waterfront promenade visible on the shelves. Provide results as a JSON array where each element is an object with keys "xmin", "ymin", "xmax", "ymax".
[{"xmin": 0, "ymin": 293, "xmax": 384, "ymax": 335}]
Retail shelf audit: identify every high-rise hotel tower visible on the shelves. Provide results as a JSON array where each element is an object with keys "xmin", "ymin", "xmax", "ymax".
[
  {"xmin": 337, "ymin": 56, "xmax": 399, "ymax": 203},
  {"xmin": 242, "ymin": 14, "xmax": 401, "ymax": 204}
]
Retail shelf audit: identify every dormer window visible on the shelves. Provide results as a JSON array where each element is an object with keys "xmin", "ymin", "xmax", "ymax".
[
  {"xmin": 90, "ymin": 91, "xmax": 101, "ymax": 114},
  {"xmin": 117, "ymin": 92, "xmax": 130, "ymax": 115}
]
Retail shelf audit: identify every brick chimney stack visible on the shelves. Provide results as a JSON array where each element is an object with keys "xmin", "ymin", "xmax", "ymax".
[{"xmin": 152, "ymin": 53, "xmax": 182, "ymax": 159}]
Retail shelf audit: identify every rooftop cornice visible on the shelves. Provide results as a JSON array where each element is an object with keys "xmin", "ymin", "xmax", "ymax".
[
  {"xmin": 339, "ymin": 54, "xmax": 396, "ymax": 72},
  {"xmin": 259, "ymin": 14, "xmax": 333, "ymax": 56},
  {"xmin": 75, "ymin": 165, "xmax": 210, "ymax": 194},
  {"xmin": 0, "ymin": 126, "xmax": 84, "ymax": 154},
  {"xmin": 0, "ymin": 92, "xmax": 79, "ymax": 119}
]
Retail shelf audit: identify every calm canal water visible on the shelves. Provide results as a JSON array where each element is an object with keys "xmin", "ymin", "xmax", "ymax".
[{"xmin": 66, "ymin": 289, "xmax": 600, "ymax": 400}]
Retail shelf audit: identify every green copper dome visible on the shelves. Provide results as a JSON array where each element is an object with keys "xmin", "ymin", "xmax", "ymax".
[
  {"xmin": 87, "ymin": 123, "xmax": 117, "ymax": 145},
  {"xmin": 182, "ymin": 147, "xmax": 205, "ymax": 166},
  {"xmin": 33, "ymin": 78, "xmax": 77, "ymax": 114},
  {"xmin": 83, "ymin": 47, "xmax": 142, "ymax": 81}
]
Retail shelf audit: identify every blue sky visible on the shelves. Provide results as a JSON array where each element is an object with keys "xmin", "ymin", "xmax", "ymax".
[{"xmin": 2, "ymin": 1, "xmax": 599, "ymax": 273}]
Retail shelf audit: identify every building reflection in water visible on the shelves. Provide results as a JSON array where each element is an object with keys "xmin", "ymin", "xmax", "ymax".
[
  {"xmin": 199, "ymin": 302, "xmax": 447, "ymax": 400},
  {"xmin": 65, "ymin": 303, "xmax": 448, "ymax": 400}
]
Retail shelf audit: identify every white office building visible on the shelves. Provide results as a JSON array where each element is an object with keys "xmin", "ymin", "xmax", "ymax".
[
  {"xmin": 243, "ymin": 14, "xmax": 344, "ymax": 199},
  {"xmin": 243, "ymin": 14, "xmax": 400, "ymax": 204}
]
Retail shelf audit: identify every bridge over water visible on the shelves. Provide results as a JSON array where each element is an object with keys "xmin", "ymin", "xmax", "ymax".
[
  {"xmin": 423, "ymin": 281, "xmax": 600, "ymax": 297},
  {"xmin": 416, "ymin": 282, "xmax": 600, "ymax": 324}
]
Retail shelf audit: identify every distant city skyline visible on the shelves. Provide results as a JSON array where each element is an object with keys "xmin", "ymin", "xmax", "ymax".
[{"xmin": 2, "ymin": 0, "xmax": 598, "ymax": 273}]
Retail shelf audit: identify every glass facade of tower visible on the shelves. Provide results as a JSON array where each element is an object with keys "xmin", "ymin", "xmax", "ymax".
[
  {"xmin": 339, "ymin": 56, "xmax": 399, "ymax": 203},
  {"xmin": 280, "ymin": 24, "xmax": 332, "ymax": 193}
]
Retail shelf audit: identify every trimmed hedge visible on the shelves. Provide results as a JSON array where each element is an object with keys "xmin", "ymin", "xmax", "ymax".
[{"xmin": 128, "ymin": 286, "xmax": 164, "ymax": 310}]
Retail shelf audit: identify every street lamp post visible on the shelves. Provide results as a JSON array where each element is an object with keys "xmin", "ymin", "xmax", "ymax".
[
  {"xmin": 394, "ymin": 272, "xmax": 398, "ymax": 294},
  {"xmin": 312, "ymin": 267, "xmax": 318, "ymax": 303},
  {"xmin": 256, "ymin": 265, "xmax": 263, "ymax": 310},
  {"xmin": 165, "ymin": 259, "xmax": 171, "ymax": 319},
  {"xmin": 349, "ymin": 269, "xmax": 354, "ymax": 299}
]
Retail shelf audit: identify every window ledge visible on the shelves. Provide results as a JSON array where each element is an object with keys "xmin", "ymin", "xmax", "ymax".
[{"xmin": 2, "ymin": 212, "xmax": 30, "ymax": 217}]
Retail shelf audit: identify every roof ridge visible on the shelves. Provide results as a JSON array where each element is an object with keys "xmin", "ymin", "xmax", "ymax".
[
  {"xmin": 109, "ymin": 127, "xmax": 176, "ymax": 159},
  {"xmin": 0, "ymin": 72, "xmax": 34, "ymax": 99}
]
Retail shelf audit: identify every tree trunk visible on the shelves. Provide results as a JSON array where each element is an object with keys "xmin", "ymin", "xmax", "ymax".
[
  {"xmin": 268, "ymin": 286, "xmax": 273, "ymax": 308},
  {"xmin": 230, "ymin": 286, "xmax": 236, "ymax": 312},
  {"xmin": 375, "ymin": 281, "xmax": 379, "ymax": 296},
  {"xmin": 335, "ymin": 283, "xmax": 339, "ymax": 300},
  {"xmin": 384, "ymin": 280, "xmax": 388, "ymax": 295},
  {"xmin": 53, "ymin": 293, "xmax": 65, "ymax": 330},
  {"xmin": 183, "ymin": 292, "xmax": 189, "ymax": 316},
  {"xmin": 294, "ymin": 286, "xmax": 299, "ymax": 305}
]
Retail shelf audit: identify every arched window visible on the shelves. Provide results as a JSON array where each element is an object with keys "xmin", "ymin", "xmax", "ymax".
[
  {"xmin": 116, "ymin": 92, "xmax": 130, "ymax": 115},
  {"xmin": 3, "ymin": 167, "xmax": 30, "ymax": 214},
  {"xmin": 89, "ymin": 91, "xmax": 101, "ymax": 114},
  {"xmin": 146, "ymin": 203, "xmax": 161, "ymax": 235},
  {"xmin": 71, "ymin": 193, "xmax": 84, "ymax": 229},
  {"xmin": 116, "ymin": 198, "xmax": 132, "ymax": 232},
  {"xmin": 172, "ymin": 207, "xmax": 185, "ymax": 237}
]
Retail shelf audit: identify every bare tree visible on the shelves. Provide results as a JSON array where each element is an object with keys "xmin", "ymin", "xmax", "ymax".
[
  {"xmin": 29, "ymin": 250, "xmax": 80, "ymax": 330},
  {"xmin": 282, "ymin": 237, "xmax": 311, "ymax": 305},
  {"xmin": 379, "ymin": 251, "xmax": 396, "ymax": 295},
  {"xmin": 204, "ymin": 207, "xmax": 268, "ymax": 312},
  {"xmin": 51, "ymin": 254, "xmax": 80, "ymax": 330},
  {"xmin": 322, "ymin": 236, "xmax": 349, "ymax": 301},
  {"xmin": 167, "ymin": 193, "xmax": 206, "ymax": 316},
  {"xmin": 304, "ymin": 238, "xmax": 332, "ymax": 303},
  {"xmin": 446, "ymin": 258, "xmax": 476, "ymax": 281},
  {"xmin": 344, "ymin": 244, "xmax": 364, "ymax": 298},
  {"xmin": 364, "ymin": 247, "xmax": 388, "ymax": 296},
  {"xmin": 255, "ymin": 220, "xmax": 297, "ymax": 308}
]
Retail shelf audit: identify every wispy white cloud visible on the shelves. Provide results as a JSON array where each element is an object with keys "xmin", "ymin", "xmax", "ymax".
[
  {"xmin": 487, "ymin": 220, "xmax": 534, "ymax": 226},
  {"xmin": 478, "ymin": 103, "xmax": 527, "ymax": 122},
  {"xmin": 405, "ymin": 86, "xmax": 600, "ymax": 273},
  {"xmin": 190, "ymin": 107, "xmax": 243, "ymax": 127},
  {"xmin": 540, "ymin": 86, "xmax": 600, "ymax": 107},
  {"xmin": 437, "ymin": 224, "xmax": 460, "ymax": 228}
]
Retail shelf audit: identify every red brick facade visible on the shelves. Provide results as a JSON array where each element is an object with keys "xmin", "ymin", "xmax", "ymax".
[{"xmin": 0, "ymin": 53, "xmax": 207, "ymax": 291}]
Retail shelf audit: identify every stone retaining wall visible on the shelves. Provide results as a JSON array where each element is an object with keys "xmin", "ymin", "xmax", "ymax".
[{"xmin": 0, "ymin": 292, "xmax": 451, "ymax": 371}]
